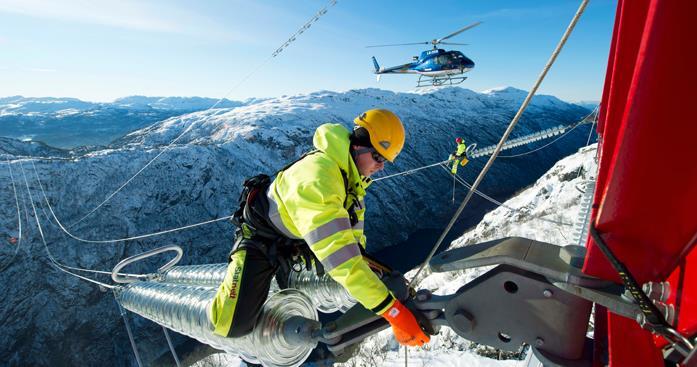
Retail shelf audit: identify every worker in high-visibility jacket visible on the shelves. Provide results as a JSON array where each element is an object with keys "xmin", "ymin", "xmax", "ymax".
[
  {"xmin": 209, "ymin": 109, "xmax": 430, "ymax": 347},
  {"xmin": 448, "ymin": 137, "xmax": 468, "ymax": 174}
]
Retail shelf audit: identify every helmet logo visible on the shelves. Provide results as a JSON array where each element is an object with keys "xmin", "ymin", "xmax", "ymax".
[
  {"xmin": 379, "ymin": 141, "xmax": 391, "ymax": 149},
  {"xmin": 359, "ymin": 113, "xmax": 367, "ymax": 122}
]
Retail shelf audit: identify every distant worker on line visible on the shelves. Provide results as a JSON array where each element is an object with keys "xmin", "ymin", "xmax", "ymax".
[
  {"xmin": 209, "ymin": 109, "xmax": 431, "ymax": 347},
  {"xmin": 448, "ymin": 137, "xmax": 469, "ymax": 174}
]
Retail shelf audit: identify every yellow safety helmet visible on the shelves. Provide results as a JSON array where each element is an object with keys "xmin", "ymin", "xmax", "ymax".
[{"xmin": 353, "ymin": 109, "xmax": 405, "ymax": 162}]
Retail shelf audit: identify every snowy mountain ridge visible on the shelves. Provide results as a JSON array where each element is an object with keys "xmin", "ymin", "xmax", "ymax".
[
  {"xmin": 0, "ymin": 95, "xmax": 245, "ymax": 148},
  {"xmin": 118, "ymin": 87, "xmax": 580, "ymax": 148},
  {"xmin": 0, "ymin": 96, "xmax": 95, "ymax": 116},
  {"xmin": 0, "ymin": 95, "xmax": 242, "ymax": 116}
]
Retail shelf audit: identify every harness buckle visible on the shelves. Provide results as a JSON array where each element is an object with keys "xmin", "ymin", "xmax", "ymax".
[{"xmin": 241, "ymin": 223, "xmax": 253, "ymax": 239}]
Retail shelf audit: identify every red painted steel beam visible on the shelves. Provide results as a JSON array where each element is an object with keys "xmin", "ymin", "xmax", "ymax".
[{"xmin": 583, "ymin": 0, "xmax": 697, "ymax": 366}]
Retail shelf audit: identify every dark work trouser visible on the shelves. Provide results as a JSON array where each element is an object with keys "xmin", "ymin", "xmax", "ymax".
[{"xmin": 209, "ymin": 243, "xmax": 278, "ymax": 338}]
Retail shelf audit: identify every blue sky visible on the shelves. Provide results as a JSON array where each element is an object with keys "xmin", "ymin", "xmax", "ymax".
[{"xmin": 0, "ymin": 0, "xmax": 616, "ymax": 103}]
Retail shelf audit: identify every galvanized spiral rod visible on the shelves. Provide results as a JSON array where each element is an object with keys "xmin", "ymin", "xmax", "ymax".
[
  {"xmin": 470, "ymin": 124, "xmax": 568, "ymax": 159},
  {"xmin": 116, "ymin": 282, "xmax": 318, "ymax": 367},
  {"xmin": 160, "ymin": 264, "xmax": 355, "ymax": 313}
]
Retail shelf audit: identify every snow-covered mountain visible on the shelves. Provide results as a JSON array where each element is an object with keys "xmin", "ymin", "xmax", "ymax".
[
  {"xmin": 111, "ymin": 96, "xmax": 244, "ymax": 111},
  {"xmin": 0, "ymin": 96, "xmax": 99, "ymax": 115},
  {"xmin": 0, "ymin": 95, "xmax": 242, "ymax": 116},
  {"xmin": 0, "ymin": 87, "xmax": 593, "ymax": 366},
  {"xmin": 572, "ymin": 100, "xmax": 600, "ymax": 110},
  {"xmin": 0, "ymin": 96, "xmax": 243, "ymax": 149},
  {"xmin": 0, "ymin": 137, "xmax": 68, "ymax": 158}
]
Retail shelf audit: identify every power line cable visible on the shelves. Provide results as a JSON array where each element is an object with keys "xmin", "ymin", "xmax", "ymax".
[
  {"xmin": 272, "ymin": 0, "xmax": 338, "ymax": 58},
  {"xmin": 31, "ymin": 159, "xmax": 231, "ymax": 244},
  {"xmin": 440, "ymin": 163, "xmax": 573, "ymax": 227},
  {"xmin": 69, "ymin": 123, "xmax": 200, "ymax": 228},
  {"xmin": 376, "ymin": 108, "xmax": 598, "ymax": 183},
  {"xmin": 575, "ymin": 107, "xmax": 599, "ymax": 178},
  {"xmin": 497, "ymin": 121, "xmax": 584, "ymax": 158},
  {"xmin": 471, "ymin": 107, "xmax": 598, "ymax": 159},
  {"xmin": 18, "ymin": 162, "xmax": 116, "ymax": 289},
  {"xmin": 0, "ymin": 159, "xmax": 24, "ymax": 272},
  {"xmin": 20, "ymin": 163, "xmax": 154, "ymax": 279},
  {"xmin": 372, "ymin": 160, "xmax": 449, "ymax": 182},
  {"xmin": 497, "ymin": 106, "xmax": 598, "ymax": 159}
]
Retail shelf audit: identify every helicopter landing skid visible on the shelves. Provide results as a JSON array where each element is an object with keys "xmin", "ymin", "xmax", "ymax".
[{"xmin": 417, "ymin": 74, "xmax": 467, "ymax": 88}]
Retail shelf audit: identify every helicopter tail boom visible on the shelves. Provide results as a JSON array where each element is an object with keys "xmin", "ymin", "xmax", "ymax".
[{"xmin": 371, "ymin": 56, "xmax": 416, "ymax": 74}]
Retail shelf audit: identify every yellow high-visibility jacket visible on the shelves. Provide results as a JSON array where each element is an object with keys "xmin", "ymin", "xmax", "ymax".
[
  {"xmin": 266, "ymin": 123, "xmax": 395, "ymax": 314},
  {"xmin": 455, "ymin": 142, "xmax": 467, "ymax": 156}
]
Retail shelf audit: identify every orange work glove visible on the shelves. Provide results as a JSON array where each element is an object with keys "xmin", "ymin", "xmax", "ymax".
[{"xmin": 381, "ymin": 299, "xmax": 430, "ymax": 347}]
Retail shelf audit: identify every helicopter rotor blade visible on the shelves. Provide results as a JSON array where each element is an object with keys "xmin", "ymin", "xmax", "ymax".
[
  {"xmin": 439, "ymin": 42, "xmax": 470, "ymax": 46},
  {"xmin": 365, "ymin": 42, "xmax": 429, "ymax": 48},
  {"xmin": 435, "ymin": 21, "xmax": 482, "ymax": 44}
]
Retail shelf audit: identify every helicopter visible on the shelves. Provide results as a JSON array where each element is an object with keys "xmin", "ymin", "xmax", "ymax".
[{"xmin": 368, "ymin": 22, "xmax": 481, "ymax": 87}]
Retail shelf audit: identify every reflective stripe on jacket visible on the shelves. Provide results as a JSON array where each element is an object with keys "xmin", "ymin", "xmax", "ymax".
[
  {"xmin": 455, "ymin": 142, "xmax": 467, "ymax": 156},
  {"xmin": 266, "ymin": 123, "xmax": 394, "ymax": 314}
]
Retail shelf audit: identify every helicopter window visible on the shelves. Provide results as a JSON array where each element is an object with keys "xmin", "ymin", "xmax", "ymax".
[{"xmin": 436, "ymin": 55, "xmax": 450, "ymax": 65}]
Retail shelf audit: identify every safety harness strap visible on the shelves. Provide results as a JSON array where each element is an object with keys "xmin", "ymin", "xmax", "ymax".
[{"xmin": 230, "ymin": 149, "xmax": 359, "ymax": 278}]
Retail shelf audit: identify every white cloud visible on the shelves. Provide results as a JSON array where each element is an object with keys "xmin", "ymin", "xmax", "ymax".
[
  {"xmin": 470, "ymin": 5, "xmax": 570, "ymax": 21},
  {"xmin": 0, "ymin": 0, "xmax": 242, "ymax": 40},
  {"xmin": 23, "ymin": 67, "xmax": 57, "ymax": 73}
]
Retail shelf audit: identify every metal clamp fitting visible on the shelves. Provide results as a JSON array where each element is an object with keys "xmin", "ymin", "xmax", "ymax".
[{"xmin": 111, "ymin": 245, "xmax": 183, "ymax": 283}]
